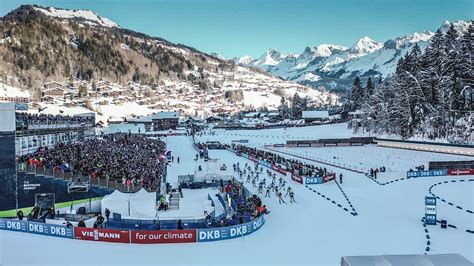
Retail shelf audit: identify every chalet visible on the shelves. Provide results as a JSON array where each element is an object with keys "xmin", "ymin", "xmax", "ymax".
[
  {"xmin": 44, "ymin": 81, "xmax": 63, "ymax": 90},
  {"xmin": 302, "ymin": 110, "xmax": 330, "ymax": 123},
  {"xmin": 42, "ymin": 87, "xmax": 65, "ymax": 97},
  {"xmin": 40, "ymin": 95, "xmax": 55, "ymax": 103},
  {"xmin": 151, "ymin": 111, "xmax": 179, "ymax": 131}
]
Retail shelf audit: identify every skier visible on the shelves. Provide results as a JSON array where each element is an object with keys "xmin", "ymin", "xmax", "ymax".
[
  {"xmin": 177, "ymin": 157, "xmax": 180, "ymax": 164},
  {"xmin": 339, "ymin": 173, "xmax": 343, "ymax": 184},
  {"xmin": 285, "ymin": 186, "xmax": 292, "ymax": 197},
  {"xmin": 278, "ymin": 191, "xmax": 286, "ymax": 204},
  {"xmin": 265, "ymin": 187, "xmax": 271, "ymax": 198},
  {"xmin": 289, "ymin": 191, "xmax": 296, "ymax": 204}
]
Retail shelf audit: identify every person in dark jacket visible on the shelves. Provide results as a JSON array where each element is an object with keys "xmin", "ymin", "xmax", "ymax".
[
  {"xmin": 339, "ymin": 173, "xmax": 343, "ymax": 184},
  {"xmin": 105, "ymin": 208, "xmax": 110, "ymax": 221},
  {"xmin": 78, "ymin": 220, "xmax": 86, "ymax": 227},
  {"xmin": 17, "ymin": 210, "xmax": 24, "ymax": 220},
  {"xmin": 93, "ymin": 214, "xmax": 105, "ymax": 228},
  {"xmin": 177, "ymin": 219, "xmax": 183, "ymax": 230}
]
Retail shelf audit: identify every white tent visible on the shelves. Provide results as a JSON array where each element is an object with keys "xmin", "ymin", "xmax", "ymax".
[
  {"xmin": 101, "ymin": 189, "xmax": 157, "ymax": 218},
  {"xmin": 129, "ymin": 188, "xmax": 157, "ymax": 218}
]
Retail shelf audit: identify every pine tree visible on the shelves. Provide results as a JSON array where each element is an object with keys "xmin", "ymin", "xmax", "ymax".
[
  {"xmin": 366, "ymin": 77, "xmax": 374, "ymax": 97},
  {"xmin": 291, "ymin": 93, "xmax": 303, "ymax": 119},
  {"xmin": 277, "ymin": 97, "xmax": 290, "ymax": 119},
  {"xmin": 351, "ymin": 77, "xmax": 363, "ymax": 110}
]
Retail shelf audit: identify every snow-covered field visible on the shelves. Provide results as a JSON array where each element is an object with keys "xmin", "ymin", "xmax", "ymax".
[{"xmin": 1, "ymin": 124, "xmax": 473, "ymax": 266}]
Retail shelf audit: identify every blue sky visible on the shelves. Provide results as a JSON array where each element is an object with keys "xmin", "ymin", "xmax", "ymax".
[{"xmin": 1, "ymin": 0, "xmax": 472, "ymax": 58}]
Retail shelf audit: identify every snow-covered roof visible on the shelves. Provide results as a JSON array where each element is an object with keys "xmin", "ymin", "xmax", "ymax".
[
  {"xmin": 151, "ymin": 111, "xmax": 179, "ymax": 120},
  {"xmin": 302, "ymin": 110, "xmax": 329, "ymax": 119},
  {"xmin": 128, "ymin": 115, "xmax": 153, "ymax": 123},
  {"xmin": 0, "ymin": 84, "xmax": 30, "ymax": 98},
  {"xmin": 341, "ymin": 253, "xmax": 473, "ymax": 266}
]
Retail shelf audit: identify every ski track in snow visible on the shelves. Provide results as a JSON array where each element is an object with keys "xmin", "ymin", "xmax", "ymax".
[{"xmin": 1, "ymin": 126, "xmax": 473, "ymax": 266}]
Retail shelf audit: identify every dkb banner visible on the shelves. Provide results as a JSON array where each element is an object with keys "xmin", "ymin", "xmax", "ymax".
[
  {"xmin": 425, "ymin": 196, "xmax": 437, "ymax": 225},
  {"xmin": 27, "ymin": 221, "xmax": 73, "ymax": 239},
  {"xmin": 305, "ymin": 176, "xmax": 323, "ymax": 185},
  {"xmin": 407, "ymin": 169, "xmax": 448, "ymax": 178},
  {"xmin": 197, "ymin": 215, "xmax": 265, "ymax": 242},
  {"xmin": 0, "ymin": 218, "xmax": 27, "ymax": 232}
]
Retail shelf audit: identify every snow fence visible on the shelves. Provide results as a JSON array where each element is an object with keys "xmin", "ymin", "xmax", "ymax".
[{"xmin": 0, "ymin": 215, "xmax": 265, "ymax": 244}]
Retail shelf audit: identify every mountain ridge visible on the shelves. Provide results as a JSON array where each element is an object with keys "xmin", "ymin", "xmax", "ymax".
[{"xmin": 234, "ymin": 20, "xmax": 472, "ymax": 90}]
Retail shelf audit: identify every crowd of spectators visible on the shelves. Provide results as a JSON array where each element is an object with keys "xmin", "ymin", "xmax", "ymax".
[
  {"xmin": 232, "ymin": 144, "xmax": 329, "ymax": 177},
  {"xmin": 223, "ymin": 179, "xmax": 267, "ymax": 224},
  {"xmin": 16, "ymin": 112, "xmax": 95, "ymax": 128},
  {"xmin": 17, "ymin": 133, "xmax": 166, "ymax": 190}
]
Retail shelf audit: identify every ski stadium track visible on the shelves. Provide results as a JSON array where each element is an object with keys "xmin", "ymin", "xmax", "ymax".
[{"xmin": 265, "ymin": 147, "xmax": 366, "ymax": 174}]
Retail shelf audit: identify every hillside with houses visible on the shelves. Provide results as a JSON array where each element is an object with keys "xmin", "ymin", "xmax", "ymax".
[{"xmin": 0, "ymin": 5, "xmax": 338, "ymax": 122}]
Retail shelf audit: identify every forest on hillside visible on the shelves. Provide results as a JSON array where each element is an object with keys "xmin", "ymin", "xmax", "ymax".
[{"xmin": 349, "ymin": 23, "xmax": 473, "ymax": 143}]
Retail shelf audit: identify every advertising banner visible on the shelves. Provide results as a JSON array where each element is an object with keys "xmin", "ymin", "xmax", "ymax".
[
  {"xmin": 74, "ymin": 227, "xmax": 130, "ymax": 243},
  {"xmin": 241, "ymin": 153, "xmax": 249, "ymax": 159},
  {"xmin": 277, "ymin": 167, "xmax": 287, "ymax": 175},
  {"xmin": 271, "ymin": 164, "xmax": 286, "ymax": 175},
  {"xmin": 130, "ymin": 229, "xmax": 196, "ymax": 244},
  {"xmin": 425, "ymin": 196, "xmax": 437, "ymax": 225},
  {"xmin": 27, "ymin": 221, "xmax": 73, "ymax": 239},
  {"xmin": 448, "ymin": 169, "xmax": 474, "ymax": 176},
  {"xmin": 249, "ymin": 156, "xmax": 259, "ymax": 162},
  {"xmin": 198, "ymin": 215, "xmax": 265, "ymax": 242},
  {"xmin": 297, "ymin": 143, "xmax": 311, "ymax": 147},
  {"xmin": 407, "ymin": 169, "xmax": 448, "ymax": 178},
  {"xmin": 0, "ymin": 218, "xmax": 27, "ymax": 232},
  {"xmin": 291, "ymin": 173, "xmax": 303, "ymax": 184},
  {"xmin": 323, "ymin": 173, "xmax": 336, "ymax": 183},
  {"xmin": 273, "ymin": 144, "xmax": 285, "ymax": 148},
  {"xmin": 305, "ymin": 176, "xmax": 323, "ymax": 185}
]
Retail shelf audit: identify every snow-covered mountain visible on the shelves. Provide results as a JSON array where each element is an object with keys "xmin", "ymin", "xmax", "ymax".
[
  {"xmin": 33, "ymin": 6, "xmax": 119, "ymax": 28},
  {"xmin": 236, "ymin": 20, "xmax": 472, "ymax": 90}
]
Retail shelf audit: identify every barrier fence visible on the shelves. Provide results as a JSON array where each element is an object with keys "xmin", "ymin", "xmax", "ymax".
[
  {"xmin": 0, "ymin": 215, "xmax": 265, "ymax": 244},
  {"xmin": 17, "ymin": 162, "xmax": 159, "ymax": 193},
  {"xmin": 230, "ymin": 147, "xmax": 341, "ymax": 185}
]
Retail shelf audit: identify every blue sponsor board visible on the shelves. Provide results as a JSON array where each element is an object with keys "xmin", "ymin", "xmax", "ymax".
[
  {"xmin": 305, "ymin": 176, "xmax": 324, "ymax": 185},
  {"xmin": 425, "ymin": 196, "xmax": 437, "ymax": 225},
  {"xmin": 27, "ymin": 221, "xmax": 74, "ymax": 239},
  {"xmin": 297, "ymin": 143, "xmax": 311, "ymax": 147},
  {"xmin": 259, "ymin": 160, "xmax": 272, "ymax": 169},
  {"xmin": 425, "ymin": 196, "xmax": 436, "ymax": 206},
  {"xmin": 0, "ymin": 218, "xmax": 28, "ymax": 232},
  {"xmin": 198, "ymin": 216, "xmax": 265, "ymax": 242},
  {"xmin": 273, "ymin": 144, "xmax": 285, "ymax": 148},
  {"xmin": 407, "ymin": 169, "xmax": 447, "ymax": 178}
]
